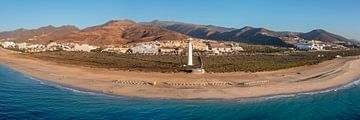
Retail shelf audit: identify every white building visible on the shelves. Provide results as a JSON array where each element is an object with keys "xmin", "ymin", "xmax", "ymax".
[
  {"xmin": 130, "ymin": 44, "xmax": 159, "ymax": 54},
  {"xmin": 294, "ymin": 43, "xmax": 325, "ymax": 50},
  {"xmin": 16, "ymin": 43, "xmax": 27, "ymax": 49},
  {"xmin": 102, "ymin": 47, "xmax": 129, "ymax": 53},
  {"xmin": 47, "ymin": 42, "xmax": 59, "ymax": 48},
  {"xmin": 211, "ymin": 47, "xmax": 232, "ymax": 53},
  {"xmin": 160, "ymin": 48, "xmax": 177, "ymax": 54},
  {"xmin": 231, "ymin": 46, "xmax": 244, "ymax": 51},
  {"xmin": 74, "ymin": 44, "xmax": 97, "ymax": 52},
  {"xmin": 27, "ymin": 44, "xmax": 45, "ymax": 49},
  {"xmin": 1, "ymin": 41, "xmax": 16, "ymax": 48},
  {"xmin": 46, "ymin": 42, "xmax": 61, "ymax": 51}
]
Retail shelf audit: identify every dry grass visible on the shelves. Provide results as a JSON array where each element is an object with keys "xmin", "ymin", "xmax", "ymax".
[{"xmin": 27, "ymin": 50, "xmax": 360, "ymax": 73}]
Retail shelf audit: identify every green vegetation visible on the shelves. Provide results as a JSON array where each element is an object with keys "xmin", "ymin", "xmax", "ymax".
[
  {"xmin": 27, "ymin": 50, "xmax": 360, "ymax": 73},
  {"xmin": 29, "ymin": 52, "xmax": 189, "ymax": 73},
  {"xmin": 203, "ymin": 51, "xmax": 359, "ymax": 72}
]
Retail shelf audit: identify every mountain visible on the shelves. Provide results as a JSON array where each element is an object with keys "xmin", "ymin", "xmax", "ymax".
[
  {"xmin": 140, "ymin": 20, "xmax": 235, "ymax": 39},
  {"xmin": 0, "ymin": 25, "xmax": 80, "ymax": 44},
  {"xmin": 142, "ymin": 21, "xmax": 292, "ymax": 47},
  {"xmin": 142, "ymin": 20, "xmax": 359, "ymax": 47},
  {"xmin": 56, "ymin": 20, "xmax": 188, "ymax": 46},
  {"xmin": 1, "ymin": 19, "xmax": 356, "ymax": 47},
  {"xmin": 0, "ymin": 20, "xmax": 188, "ymax": 46},
  {"xmin": 208, "ymin": 27, "xmax": 293, "ymax": 46},
  {"xmin": 299, "ymin": 29, "xmax": 352, "ymax": 43},
  {"xmin": 278, "ymin": 31, "xmax": 302, "ymax": 38}
]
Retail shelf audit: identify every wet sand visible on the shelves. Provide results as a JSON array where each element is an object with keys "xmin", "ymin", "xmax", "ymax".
[{"xmin": 1, "ymin": 48, "xmax": 360, "ymax": 99}]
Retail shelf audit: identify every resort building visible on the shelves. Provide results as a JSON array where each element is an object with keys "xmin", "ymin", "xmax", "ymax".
[
  {"xmin": 73, "ymin": 44, "xmax": 98, "ymax": 52},
  {"xmin": 129, "ymin": 44, "xmax": 159, "ymax": 54},
  {"xmin": 0, "ymin": 41, "xmax": 16, "ymax": 48},
  {"xmin": 101, "ymin": 47, "xmax": 130, "ymax": 53},
  {"xmin": 16, "ymin": 43, "xmax": 27, "ymax": 49},
  {"xmin": 294, "ymin": 43, "xmax": 325, "ymax": 50},
  {"xmin": 231, "ymin": 46, "xmax": 245, "ymax": 51},
  {"xmin": 160, "ymin": 48, "xmax": 178, "ymax": 54},
  {"xmin": 46, "ymin": 42, "xmax": 61, "ymax": 51}
]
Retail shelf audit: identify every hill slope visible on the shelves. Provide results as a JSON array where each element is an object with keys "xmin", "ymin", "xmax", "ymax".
[
  {"xmin": 1, "ymin": 19, "xmax": 356, "ymax": 47},
  {"xmin": 0, "ymin": 25, "xmax": 80, "ymax": 44},
  {"xmin": 0, "ymin": 20, "xmax": 188, "ymax": 46},
  {"xmin": 141, "ymin": 20, "xmax": 235, "ymax": 39},
  {"xmin": 299, "ymin": 29, "xmax": 352, "ymax": 43},
  {"xmin": 142, "ymin": 21, "xmax": 292, "ymax": 47},
  {"xmin": 57, "ymin": 20, "xmax": 188, "ymax": 46},
  {"xmin": 141, "ymin": 20, "xmax": 359, "ymax": 47}
]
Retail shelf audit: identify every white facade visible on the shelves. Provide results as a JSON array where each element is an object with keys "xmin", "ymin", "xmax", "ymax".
[
  {"xmin": 1, "ymin": 41, "xmax": 16, "ymax": 48},
  {"xmin": 231, "ymin": 46, "xmax": 244, "ymax": 51},
  {"xmin": 160, "ymin": 48, "xmax": 177, "ymax": 53},
  {"xmin": 130, "ymin": 44, "xmax": 159, "ymax": 54},
  {"xmin": 211, "ymin": 47, "xmax": 232, "ymax": 53},
  {"xmin": 74, "ymin": 44, "xmax": 97, "ymax": 52},
  {"xmin": 295, "ymin": 43, "xmax": 325, "ymax": 50},
  {"xmin": 102, "ymin": 48, "xmax": 129, "ymax": 53},
  {"xmin": 47, "ymin": 42, "xmax": 59, "ymax": 48},
  {"xmin": 16, "ymin": 43, "xmax": 27, "ymax": 49},
  {"xmin": 27, "ymin": 44, "xmax": 45, "ymax": 49}
]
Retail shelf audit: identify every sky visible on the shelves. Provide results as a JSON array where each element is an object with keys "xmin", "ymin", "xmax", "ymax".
[{"xmin": 0, "ymin": 0, "xmax": 359, "ymax": 40}]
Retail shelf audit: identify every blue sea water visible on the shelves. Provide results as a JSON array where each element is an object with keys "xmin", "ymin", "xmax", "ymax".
[{"xmin": 1, "ymin": 64, "xmax": 360, "ymax": 120}]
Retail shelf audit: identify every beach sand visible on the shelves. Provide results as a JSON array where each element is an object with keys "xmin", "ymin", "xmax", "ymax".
[{"xmin": 1, "ymin": 48, "xmax": 360, "ymax": 99}]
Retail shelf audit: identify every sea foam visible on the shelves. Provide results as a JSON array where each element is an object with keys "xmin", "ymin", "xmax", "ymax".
[
  {"xmin": 237, "ymin": 78, "xmax": 360, "ymax": 102},
  {"xmin": 25, "ymin": 75, "xmax": 101, "ymax": 96}
]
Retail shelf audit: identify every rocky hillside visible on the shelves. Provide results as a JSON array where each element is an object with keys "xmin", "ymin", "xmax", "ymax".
[
  {"xmin": 141, "ymin": 21, "xmax": 293, "ymax": 47},
  {"xmin": 0, "ymin": 20, "xmax": 188, "ymax": 46},
  {"xmin": 57, "ymin": 20, "xmax": 188, "ymax": 46},
  {"xmin": 299, "ymin": 29, "xmax": 353, "ymax": 43},
  {"xmin": 1, "ymin": 19, "xmax": 356, "ymax": 47},
  {"xmin": 142, "ymin": 20, "xmax": 356, "ymax": 47},
  {"xmin": 141, "ymin": 20, "xmax": 235, "ymax": 39},
  {"xmin": 0, "ymin": 25, "xmax": 80, "ymax": 44},
  {"xmin": 207, "ymin": 27, "xmax": 292, "ymax": 47}
]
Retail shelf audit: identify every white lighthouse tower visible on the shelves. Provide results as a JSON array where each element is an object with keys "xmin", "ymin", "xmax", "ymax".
[{"xmin": 187, "ymin": 38, "xmax": 193, "ymax": 66}]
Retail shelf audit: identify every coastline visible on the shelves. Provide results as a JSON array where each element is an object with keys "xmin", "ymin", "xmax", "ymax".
[
  {"xmin": 15, "ymin": 72, "xmax": 360, "ymax": 101},
  {"xmin": 1, "ymin": 48, "xmax": 360, "ymax": 100}
]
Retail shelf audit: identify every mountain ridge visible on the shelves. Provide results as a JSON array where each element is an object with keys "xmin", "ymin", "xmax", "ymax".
[
  {"xmin": 299, "ymin": 29, "xmax": 353, "ymax": 43},
  {"xmin": 141, "ymin": 20, "xmax": 356, "ymax": 47},
  {"xmin": 0, "ymin": 25, "xmax": 80, "ymax": 44},
  {"xmin": 0, "ymin": 19, "xmax": 356, "ymax": 47},
  {"xmin": 0, "ymin": 20, "xmax": 188, "ymax": 46}
]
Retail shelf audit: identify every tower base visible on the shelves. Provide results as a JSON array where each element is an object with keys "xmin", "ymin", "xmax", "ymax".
[{"xmin": 192, "ymin": 68, "xmax": 206, "ymax": 74}]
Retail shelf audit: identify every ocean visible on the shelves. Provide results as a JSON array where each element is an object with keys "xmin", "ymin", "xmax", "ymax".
[{"xmin": 0, "ymin": 64, "xmax": 360, "ymax": 120}]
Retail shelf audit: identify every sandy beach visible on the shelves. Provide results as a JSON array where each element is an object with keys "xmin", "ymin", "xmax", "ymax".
[{"xmin": 1, "ymin": 48, "xmax": 360, "ymax": 99}]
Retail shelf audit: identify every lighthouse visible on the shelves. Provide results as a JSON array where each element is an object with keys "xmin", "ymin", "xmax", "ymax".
[{"xmin": 187, "ymin": 38, "xmax": 193, "ymax": 66}]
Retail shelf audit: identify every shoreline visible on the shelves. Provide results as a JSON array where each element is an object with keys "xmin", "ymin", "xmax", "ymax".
[
  {"xmin": 1, "ymin": 48, "xmax": 360, "ymax": 100},
  {"xmin": 12, "ymin": 66, "xmax": 360, "ymax": 101}
]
